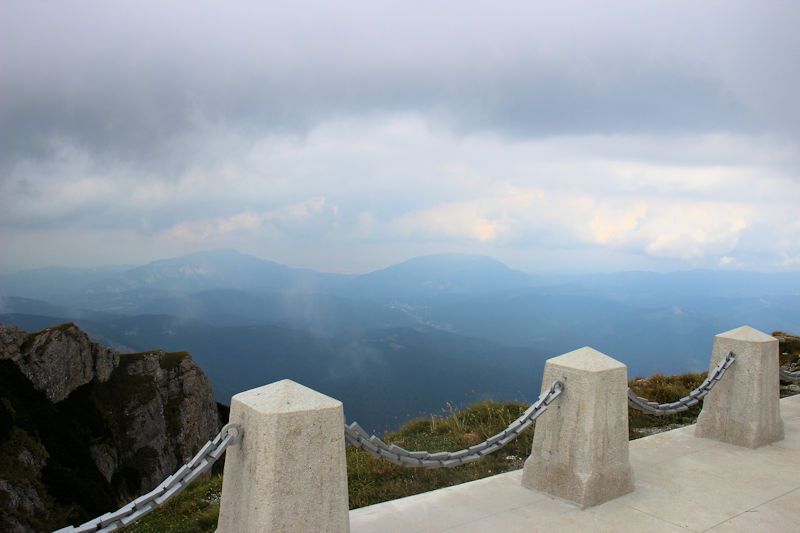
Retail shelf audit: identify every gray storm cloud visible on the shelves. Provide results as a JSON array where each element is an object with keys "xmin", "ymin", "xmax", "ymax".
[
  {"xmin": 0, "ymin": 0, "xmax": 799, "ymax": 273},
  {"xmin": 2, "ymin": 0, "xmax": 795, "ymax": 169}
]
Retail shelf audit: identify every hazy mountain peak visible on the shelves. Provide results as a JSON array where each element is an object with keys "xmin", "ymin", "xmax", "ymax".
[
  {"xmin": 370, "ymin": 253, "xmax": 523, "ymax": 275},
  {"xmin": 141, "ymin": 248, "xmax": 274, "ymax": 270},
  {"xmin": 353, "ymin": 253, "xmax": 532, "ymax": 299},
  {"xmin": 87, "ymin": 249, "xmax": 305, "ymax": 293},
  {"xmin": 389, "ymin": 253, "xmax": 510, "ymax": 267}
]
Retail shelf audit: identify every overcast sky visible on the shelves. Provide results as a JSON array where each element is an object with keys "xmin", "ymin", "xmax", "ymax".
[{"xmin": 1, "ymin": 0, "xmax": 798, "ymax": 274}]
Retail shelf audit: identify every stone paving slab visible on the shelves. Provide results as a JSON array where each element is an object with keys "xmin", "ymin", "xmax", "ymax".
[{"xmin": 350, "ymin": 394, "xmax": 800, "ymax": 533}]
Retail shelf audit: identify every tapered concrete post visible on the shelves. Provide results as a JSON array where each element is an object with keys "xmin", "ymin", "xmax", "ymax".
[
  {"xmin": 522, "ymin": 347, "xmax": 633, "ymax": 508},
  {"xmin": 217, "ymin": 379, "xmax": 350, "ymax": 533},
  {"xmin": 696, "ymin": 326, "xmax": 784, "ymax": 448}
]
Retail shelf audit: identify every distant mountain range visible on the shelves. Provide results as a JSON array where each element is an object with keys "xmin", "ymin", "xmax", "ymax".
[
  {"xmin": 0, "ymin": 250, "xmax": 534, "ymax": 301},
  {"xmin": 2, "ymin": 249, "xmax": 799, "ymax": 431}
]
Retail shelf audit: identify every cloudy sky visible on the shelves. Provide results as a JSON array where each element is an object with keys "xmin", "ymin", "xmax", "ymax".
[{"xmin": 1, "ymin": 0, "xmax": 798, "ymax": 274}]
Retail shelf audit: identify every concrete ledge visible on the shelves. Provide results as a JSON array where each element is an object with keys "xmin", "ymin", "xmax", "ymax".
[{"xmin": 350, "ymin": 394, "xmax": 800, "ymax": 533}]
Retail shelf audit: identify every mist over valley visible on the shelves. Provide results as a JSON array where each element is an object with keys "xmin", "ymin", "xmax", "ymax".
[{"xmin": 3, "ymin": 249, "xmax": 798, "ymax": 432}]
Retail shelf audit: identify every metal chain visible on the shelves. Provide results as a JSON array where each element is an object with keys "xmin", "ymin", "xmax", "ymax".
[
  {"xmin": 52, "ymin": 347, "xmax": 786, "ymax": 528},
  {"xmin": 780, "ymin": 368, "xmax": 800, "ymax": 383},
  {"xmin": 53, "ymin": 423, "xmax": 243, "ymax": 533},
  {"xmin": 627, "ymin": 352, "xmax": 736, "ymax": 416},
  {"xmin": 344, "ymin": 380, "xmax": 564, "ymax": 468}
]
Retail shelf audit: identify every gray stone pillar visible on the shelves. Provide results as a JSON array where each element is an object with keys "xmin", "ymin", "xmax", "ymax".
[
  {"xmin": 696, "ymin": 325, "xmax": 784, "ymax": 448},
  {"xmin": 217, "ymin": 379, "xmax": 350, "ymax": 533},
  {"xmin": 522, "ymin": 347, "xmax": 633, "ymax": 508}
]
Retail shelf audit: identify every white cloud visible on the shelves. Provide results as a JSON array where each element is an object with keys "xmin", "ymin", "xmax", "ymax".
[
  {"xmin": 2, "ymin": 1, "xmax": 799, "ymax": 273},
  {"xmin": 162, "ymin": 197, "xmax": 334, "ymax": 241},
  {"xmin": 394, "ymin": 204, "xmax": 507, "ymax": 243},
  {"xmin": 1, "ymin": 113, "xmax": 799, "ymax": 272},
  {"xmin": 392, "ymin": 187, "xmax": 545, "ymax": 243},
  {"xmin": 640, "ymin": 203, "xmax": 749, "ymax": 260},
  {"xmin": 782, "ymin": 255, "xmax": 800, "ymax": 267},
  {"xmin": 587, "ymin": 202, "xmax": 649, "ymax": 245}
]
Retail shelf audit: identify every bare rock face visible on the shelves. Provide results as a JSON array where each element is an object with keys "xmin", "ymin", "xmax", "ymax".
[
  {"xmin": 0, "ymin": 323, "xmax": 119, "ymax": 403},
  {"xmin": 105, "ymin": 350, "xmax": 220, "ymax": 490},
  {"xmin": 0, "ymin": 323, "xmax": 220, "ymax": 532},
  {"xmin": 0, "ymin": 326, "xmax": 24, "ymax": 363},
  {"xmin": 0, "ymin": 448, "xmax": 50, "ymax": 533},
  {"xmin": 158, "ymin": 353, "xmax": 221, "ymax": 464}
]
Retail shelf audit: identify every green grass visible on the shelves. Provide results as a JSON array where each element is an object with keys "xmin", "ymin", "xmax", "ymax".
[
  {"xmin": 160, "ymin": 352, "xmax": 189, "ymax": 371},
  {"xmin": 125, "ymin": 474, "xmax": 222, "ymax": 533},
  {"xmin": 347, "ymin": 400, "xmax": 533, "ymax": 509},
  {"xmin": 776, "ymin": 331, "xmax": 800, "ymax": 360},
  {"xmin": 19, "ymin": 322, "xmax": 79, "ymax": 353},
  {"xmin": 95, "ymin": 363, "xmax": 156, "ymax": 410},
  {"xmin": 0, "ymin": 427, "xmax": 59, "ymax": 531},
  {"xmin": 628, "ymin": 372, "xmax": 706, "ymax": 439},
  {"xmin": 118, "ymin": 350, "xmax": 188, "ymax": 371}
]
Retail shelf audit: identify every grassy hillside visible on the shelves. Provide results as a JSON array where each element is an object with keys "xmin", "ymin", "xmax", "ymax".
[{"xmin": 121, "ymin": 332, "xmax": 800, "ymax": 532}]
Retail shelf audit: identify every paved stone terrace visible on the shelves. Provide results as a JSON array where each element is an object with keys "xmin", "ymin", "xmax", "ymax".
[{"xmin": 350, "ymin": 394, "xmax": 800, "ymax": 532}]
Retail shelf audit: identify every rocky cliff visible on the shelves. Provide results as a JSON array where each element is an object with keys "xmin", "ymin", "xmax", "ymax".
[{"xmin": 0, "ymin": 323, "xmax": 220, "ymax": 532}]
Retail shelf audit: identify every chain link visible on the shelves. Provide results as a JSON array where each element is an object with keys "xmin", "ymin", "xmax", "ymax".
[
  {"xmin": 344, "ymin": 380, "xmax": 564, "ymax": 468},
  {"xmin": 53, "ymin": 423, "xmax": 243, "ymax": 533},
  {"xmin": 52, "ymin": 346, "xmax": 784, "ymax": 528},
  {"xmin": 780, "ymin": 368, "xmax": 800, "ymax": 383},
  {"xmin": 627, "ymin": 352, "xmax": 736, "ymax": 416}
]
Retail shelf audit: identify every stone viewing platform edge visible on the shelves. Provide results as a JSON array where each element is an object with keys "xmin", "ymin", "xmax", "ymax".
[{"xmin": 349, "ymin": 394, "xmax": 800, "ymax": 533}]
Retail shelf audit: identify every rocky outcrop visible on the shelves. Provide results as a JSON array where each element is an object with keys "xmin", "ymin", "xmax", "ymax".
[
  {"xmin": 775, "ymin": 331, "xmax": 800, "ymax": 396},
  {"xmin": 0, "ymin": 323, "xmax": 220, "ymax": 532},
  {"xmin": 774, "ymin": 331, "xmax": 800, "ymax": 364},
  {"xmin": 0, "ymin": 323, "xmax": 118, "ymax": 403},
  {"xmin": 98, "ymin": 349, "xmax": 220, "ymax": 490}
]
